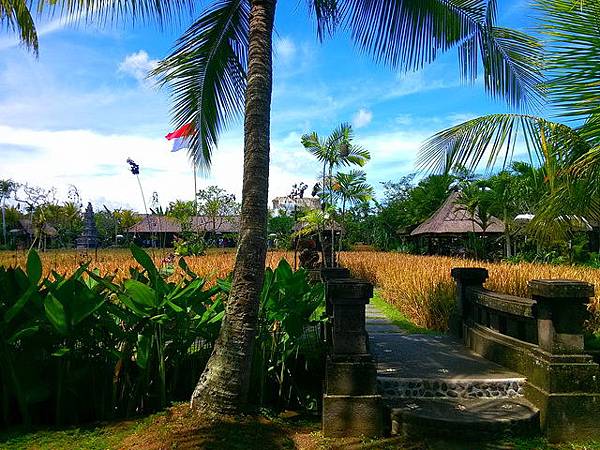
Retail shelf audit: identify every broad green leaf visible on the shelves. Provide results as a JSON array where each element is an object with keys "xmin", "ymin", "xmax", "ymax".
[
  {"xmin": 130, "ymin": 244, "xmax": 158, "ymax": 278},
  {"xmin": 44, "ymin": 294, "xmax": 68, "ymax": 335},
  {"xmin": 8, "ymin": 325, "xmax": 40, "ymax": 344},
  {"xmin": 136, "ymin": 334, "xmax": 151, "ymax": 370},
  {"xmin": 86, "ymin": 270, "xmax": 120, "ymax": 293},
  {"xmin": 4, "ymin": 286, "xmax": 35, "ymax": 324},
  {"xmin": 52, "ymin": 347, "xmax": 71, "ymax": 357},
  {"xmin": 26, "ymin": 250, "xmax": 42, "ymax": 285},
  {"xmin": 178, "ymin": 257, "xmax": 197, "ymax": 278},
  {"xmin": 70, "ymin": 291, "xmax": 105, "ymax": 326},
  {"xmin": 124, "ymin": 279, "xmax": 158, "ymax": 308},
  {"xmin": 117, "ymin": 293, "xmax": 150, "ymax": 317},
  {"xmin": 166, "ymin": 300, "xmax": 184, "ymax": 313}
]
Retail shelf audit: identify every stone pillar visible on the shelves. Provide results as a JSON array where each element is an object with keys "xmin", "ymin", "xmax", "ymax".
[
  {"xmin": 528, "ymin": 279, "xmax": 594, "ymax": 354},
  {"xmin": 322, "ymin": 278, "xmax": 385, "ymax": 438},
  {"xmin": 450, "ymin": 268, "xmax": 488, "ymax": 337},
  {"xmin": 322, "ymin": 267, "xmax": 351, "ymax": 347},
  {"xmin": 525, "ymin": 279, "xmax": 600, "ymax": 442}
]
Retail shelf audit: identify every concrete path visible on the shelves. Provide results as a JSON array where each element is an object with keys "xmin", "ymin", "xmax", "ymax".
[
  {"xmin": 366, "ymin": 303, "xmax": 539, "ymax": 438},
  {"xmin": 365, "ymin": 303, "xmax": 525, "ymax": 390}
]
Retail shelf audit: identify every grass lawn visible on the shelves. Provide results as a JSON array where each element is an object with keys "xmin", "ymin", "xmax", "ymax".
[{"xmin": 370, "ymin": 291, "xmax": 439, "ymax": 335}]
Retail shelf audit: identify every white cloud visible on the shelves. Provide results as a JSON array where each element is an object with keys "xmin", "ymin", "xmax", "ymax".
[
  {"xmin": 0, "ymin": 125, "xmax": 321, "ymax": 212},
  {"xmin": 352, "ymin": 108, "xmax": 373, "ymax": 129},
  {"xmin": 118, "ymin": 50, "xmax": 158, "ymax": 84},
  {"xmin": 275, "ymin": 37, "xmax": 296, "ymax": 63}
]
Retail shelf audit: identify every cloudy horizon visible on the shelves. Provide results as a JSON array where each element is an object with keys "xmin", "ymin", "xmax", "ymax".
[{"xmin": 0, "ymin": 2, "xmax": 533, "ymax": 213}]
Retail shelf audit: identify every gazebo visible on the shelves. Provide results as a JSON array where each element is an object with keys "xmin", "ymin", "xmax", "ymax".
[{"xmin": 410, "ymin": 191, "xmax": 504, "ymax": 256}]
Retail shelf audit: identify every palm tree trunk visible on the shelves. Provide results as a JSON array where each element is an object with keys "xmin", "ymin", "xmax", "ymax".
[
  {"xmin": 328, "ymin": 163, "xmax": 335, "ymax": 267},
  {"xmin": 338, "ymin": 199, "xmax": 346, "ymax": 256},
  {"xmin": 191, "ymin": 0, "xmax": 276, "ymax": 415}
]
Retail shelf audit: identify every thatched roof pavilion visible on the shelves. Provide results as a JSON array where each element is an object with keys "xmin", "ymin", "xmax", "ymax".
[
  {"xmin": 128, "ymin": 215, "xmax": 240, "ymax": 234},
  {"xmin": 411, "ymin": 191, "xmax": 505, "ymax": 237}
]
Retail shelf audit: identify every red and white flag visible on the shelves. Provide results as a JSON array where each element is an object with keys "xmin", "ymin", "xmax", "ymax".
[{"xmin": 165, "ymin": 123, "xmax": 193, "ymax": 152}]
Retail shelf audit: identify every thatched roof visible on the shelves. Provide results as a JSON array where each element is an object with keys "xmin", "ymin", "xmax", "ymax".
[
  {"xmin": 18, "ymin": 219, "xmax": 58, "ymax": 237},
  {"xmin": 410, "ymin": 191, "xmax": 505, "ymax": 236},
  {"xmin": 129, "ymin": 215, "xmax": 240, "ymax": 234}
]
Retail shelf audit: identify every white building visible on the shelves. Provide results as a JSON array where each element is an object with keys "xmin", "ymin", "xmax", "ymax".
[{"xmin": 271, "ymin": 196, "xmax": 321, "ymax": 216}]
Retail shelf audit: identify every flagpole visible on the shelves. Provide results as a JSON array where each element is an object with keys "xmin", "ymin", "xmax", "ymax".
[{"xmin": 193, "ymin": 162, "xmax": 198, "ymax": 214}]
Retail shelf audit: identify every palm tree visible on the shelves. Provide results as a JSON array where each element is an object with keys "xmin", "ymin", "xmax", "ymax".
[
  {"xmin": 418, "ymin": 0, "xmax": 600, "ymax": 241},
  {"xmin": 301, "ymin": 123, "xmax": 370, "ymax": 266},
  {"xmin": 332, "ymin": 170, "xmax": 374, "ymax": 254},
  {"xmin": 3, "ymin": 1, "xmax": 193, "ymax": 56},
  {"xmin": 11, "ymin": 0, "xmax": 543, "ymax": 415},
  {"xmin": 302, "ymin": 123, "xmax": 371, "ymax": 208},
  {"xmin": 456, "ymin": 180, "xmax": 495, "ymax": 258}
]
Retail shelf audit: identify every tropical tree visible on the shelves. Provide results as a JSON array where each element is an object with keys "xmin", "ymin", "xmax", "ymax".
[
  {"xmin": 418, "ymin": 0, "xmax": 600, "ymax": 241},
  {"xmin": 302, "ymin": 123, "xmax": 371, "ymax": 208},
  {"xmin": 0, "ymin": 179, "xmax": 17, "ymax": 246},
  {"xmin": 332, "ymin": 170, "xmax": 374, "ymax": 253},
  {"xmin": 11, "ymin": 0, "xmax": 543, "ymax": 415},
  {"xmin": 302, "ymin": 123, "xmax": 370, "ymax": 265},
  {"xmin": 195, "ymin": 185, "xmax": 240, "ymax": 242}
]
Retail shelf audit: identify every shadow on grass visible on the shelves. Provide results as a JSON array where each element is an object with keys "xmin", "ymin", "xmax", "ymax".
[{"xmin": 0, "ymin": 404, "xmax": 320, "ymax": 450}]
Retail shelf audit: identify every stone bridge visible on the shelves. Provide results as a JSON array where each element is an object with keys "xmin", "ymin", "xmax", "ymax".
[{"xmin": 320, "ymin": 267, "xmax": 600, "ymax": 443}]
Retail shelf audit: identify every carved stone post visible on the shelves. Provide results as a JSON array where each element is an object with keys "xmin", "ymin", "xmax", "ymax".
[
  {"xmin": 450, "ymin": 268, "xmax": 488, "ymax": 337},
  {"xmin": 529, "ymin": 279, "xmax": 593, "ymax": 354},
  {"xmin": 322, "ymin": 267, "xmax": 350, "ymax": 346},
  {"xmin": 322, "ymin": 278, "xmax": 385, "ymax": 437},
  {"xmin": 526, "ymin": 279, "xmax": 600, "ymax": 441}
]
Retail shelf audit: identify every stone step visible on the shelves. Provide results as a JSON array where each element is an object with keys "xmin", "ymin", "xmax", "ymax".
[
  {"xmin": 378, "ymin": 376, "xmax": 526, "ymax": 401},
  {"xmin": 390, "ymin": 398, "xmax": 540, "ymax": 439}
]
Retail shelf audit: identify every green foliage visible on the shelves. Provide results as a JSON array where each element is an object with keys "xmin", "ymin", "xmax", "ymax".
[
  {"xmin": 173, "ymin": 234, "xmax": 206, "ymax": 256},
  {"xmin": 268, "ymin": 213, "xmax": 295, "ymax": 249},
  {"xmin": 252, "ymin": 259, "xmax": 325, "ymax": 409},
  {"xmin": 0, "ymin": 245, "xmax": 225, "ymax": 426},
  {"xmin": 0, "ymin": 246, "xmax": 325, "ymax": 427}
]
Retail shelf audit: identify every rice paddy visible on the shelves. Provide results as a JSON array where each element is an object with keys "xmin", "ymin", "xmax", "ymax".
[{"xmin": 3, "ymin": 249, "xmax": 600, "ymax": 331}]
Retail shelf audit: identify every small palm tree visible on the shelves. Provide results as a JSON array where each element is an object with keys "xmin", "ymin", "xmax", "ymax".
[
  {"xmin": 302, "ymin": 123, "xmax": 370, "ymax": 266},
  {"xmin": 332, "ymin": 170, "xmax": 374, "ymax": 253},
  {"xmin": 302, "ymin": 123, "xmax": 371, "ymax": 208}
]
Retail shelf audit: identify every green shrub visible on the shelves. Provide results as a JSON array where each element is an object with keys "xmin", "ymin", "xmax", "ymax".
[{"xmin": 0, "ymin": 246, "xmax": 325, "ymax": 427}]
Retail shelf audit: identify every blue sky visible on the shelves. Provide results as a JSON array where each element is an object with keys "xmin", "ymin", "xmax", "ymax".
[{"xmin": 0, "ymin": 1, "xmax": 535, "ymax": 212}]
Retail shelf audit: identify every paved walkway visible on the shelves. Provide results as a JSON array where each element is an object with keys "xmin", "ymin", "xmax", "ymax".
[{"xmin": 365, "ymin": 303, "xmax": 524, "ymax": 383}]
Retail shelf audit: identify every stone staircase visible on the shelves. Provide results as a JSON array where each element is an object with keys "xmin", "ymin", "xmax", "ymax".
[{"xmin": 366, "ymin": 304, "xmax": 540, "ymax": 438}]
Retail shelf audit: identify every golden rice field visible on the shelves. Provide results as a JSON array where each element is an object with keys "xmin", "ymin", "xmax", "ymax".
[
  {"xmin": 0, "ymin": 248, "xmax": 292, "ymax": 282},
  {"xmin": 3, "ymin": 249, "xmax": 600, "ymax": 331},
  {"xmin": 341, "ymin": 252, "xmax": 600, "ymax": 331}
]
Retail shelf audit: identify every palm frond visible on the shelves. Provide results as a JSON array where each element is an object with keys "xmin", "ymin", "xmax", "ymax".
[
  {"xmin": 333, "ymin": 169, "xmax": 374, "ymax": 204},
  {"xmin": 537, "ymin": 0, "xmax": 600, "ymax": 122},
  {"xmin": 417, "ymin": 113, "xmax": 590, "ymax": 174},
  {"xmin": 301, "ymin": 132, "xmax": 327, "ymax": 162},
  {"xmin": 476, "ymin": 26, "xmax": 544, "ymax": 108},
  {"xmin": 307, "ymin": 0, "xmax": 339, "ymax": 40},
  {"xmin": 152, "ymin": 0, "xmax": 249, "ymax": 171},
  {"xmin": 339, "ymin": 0, "xmax": 543, "ymax": 108},
  {"xmin": 36, "ymin": 0, "xmax": 195, "ymax": 27},
  {"xmin": 1, "ymin": 0, "xmax": 38, "ymax": 54}
]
